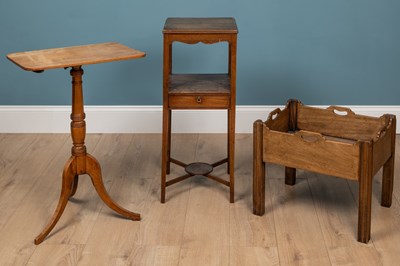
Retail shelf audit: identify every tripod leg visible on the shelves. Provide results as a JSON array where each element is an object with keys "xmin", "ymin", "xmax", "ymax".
[
  {"xmin": 86, "ymin": 154, "xmax": 140, "ymax": 221},
  {"xmin": 34, "ymin": 157, "xmax": 76, "ymax": 245},
  {"xmin": 70, "ymin": 175, "xmax": 79, "ymax": 198}
]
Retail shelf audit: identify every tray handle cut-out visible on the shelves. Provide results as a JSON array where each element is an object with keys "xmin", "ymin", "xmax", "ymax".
[
  {"xmin": 267, "ymin": 108, "xmax": 281, "ymax": 121},
  {"xmin": 295, "ymin": 130, "xmax": 326, "ymax": 143},
  {"xmin": 327, "ymin": 105, "xmax": 355, "ymax": 116}
]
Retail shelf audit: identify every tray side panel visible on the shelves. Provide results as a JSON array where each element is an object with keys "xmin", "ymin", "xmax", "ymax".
[
  {"xmin": 297, "ymin": 105, "xmax": 386, "ymax": 140},
  {"xmin": 263, "ymin": 129, "xmax": 360, "ymax": 180}
]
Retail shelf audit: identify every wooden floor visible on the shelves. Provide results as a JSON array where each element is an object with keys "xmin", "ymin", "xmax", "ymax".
[{"xmin": 0, "ymin": 133, "xmax": 399, "ymax": 265}]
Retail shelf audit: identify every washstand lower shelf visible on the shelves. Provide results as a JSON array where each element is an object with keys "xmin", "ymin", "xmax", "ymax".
[{"xmin": 185, "ymin": 162, "xmax": 214, "ymax": 176}]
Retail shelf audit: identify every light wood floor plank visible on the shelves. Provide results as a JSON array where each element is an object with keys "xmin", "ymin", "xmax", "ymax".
[
  {"xmin": 26, "ymin": 244, "xmax": 84, "ymax": 266},
  {"xmin": 0, "ymin": 134, "xmax": 42, "ymax": 224},
  {"xmin": 348, "ymin": 171, "xmax": 400, "ymax": 266},
  {"xmin": 270, "ymin": 177, "xmax": 332, "ymax": 266},
  {"xmin": 77, "ymin": 217, "xmax": 141, "ymax": 266},
  {"xmin": 128, "ymin": 246, "xmax": 181, "ymax": 266},
  {"xmin": 229, "ymin": 246, "xmax": 279, "ymax": 266},
  {"xmin": 0, "ymin": 134, "xmax": 69, "ymax": 230},
  {"xmin": 127, "ymin": 133, "xmax": 162, "ymax": 179},
  {"xmin": 0, "ymin": 134, "xmax": 81, "ymax": 265},
  {"xmin": 75, "ymin": 134, "xmax": 147, "ymax": 265},
  {"xmin": 0, "ymin": 134, "xmax": 36, "ymax": 174},
  {"xmin": 179, "ymin": 246, "xmax": 229, "ymax": 266},
  {"xmin": 0, "ymin": 134, "xmax": 399, "ymax": 265},
  {"xmin": 308, "ymin": 173, "xmax": 381, "ymax": 266},
  {"xmin": 230, "ymin": 134, "xmax": 278, "ymax": 249},
  {"xmin": 179, "ymin": 134, "xmax": 230, "ymax": 264},
  {"xmin": 138, "ymin": 134, "xmax": 197, "ymax": 246}
]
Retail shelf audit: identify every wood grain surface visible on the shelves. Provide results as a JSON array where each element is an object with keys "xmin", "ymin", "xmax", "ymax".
[{"xmin": 7, "ymin": 42, "xmax": 145, "ymax": 71}]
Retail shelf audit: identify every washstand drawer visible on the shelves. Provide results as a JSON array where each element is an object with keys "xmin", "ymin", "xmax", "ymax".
[{"xmin": 169, "ymin": 94, "xmax": 230, "ymax": 109}]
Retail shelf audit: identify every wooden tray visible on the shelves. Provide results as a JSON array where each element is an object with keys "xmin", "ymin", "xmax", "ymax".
[{"xmin": 253, "ymin": 99, "xmax": 396, "ymax": 243}]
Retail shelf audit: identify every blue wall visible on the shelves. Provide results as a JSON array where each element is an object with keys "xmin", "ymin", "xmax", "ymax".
[{"xmin": 1, "ymin": 0, "xmax": 399, "ymax": 105}]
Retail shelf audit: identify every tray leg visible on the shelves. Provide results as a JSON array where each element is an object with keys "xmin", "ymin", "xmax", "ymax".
[
  {"xmin": 285, "ymin": 167, "xmax": 296, "ymax": 185},
  {"xmin": 381, "ymin": 155, "xmax": 394, "ymax": 208},
  {"xmin": 358, "ymin": 141, "xmax": 373, "ymax": 243},
  {"xmin": 253, "ymin": 120, "xmax": 265, "ymax": 215},
  {"xmin": 381, "ymin": 117, "xmax": 396, "ymax": 207}
]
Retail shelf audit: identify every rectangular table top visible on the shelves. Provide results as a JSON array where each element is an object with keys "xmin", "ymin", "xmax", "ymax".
[
  {"xmin": 163, "ymin": 17, "xmax": 238, "ymax": 34},
  {"xmin": 7, "ymin": 42, "xmax": 145, "ymax": 72}
]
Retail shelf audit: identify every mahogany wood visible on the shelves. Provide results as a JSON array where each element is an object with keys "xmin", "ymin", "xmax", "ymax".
[
  {"xmin": 206, "ymin": 174, "xmax": 230, "ymax": 187},
  {"xmin": 170, "ymin": 158, "xmax": 188, "ymax": 168},
  {"xmin": 7, "ymin": 43, "xmax": 145, "ymax": 244},
  {"xmin": 169, "ymin": 95, "xmax": 230, "ymax": 109},
  {"xmin": 358, "ymin": 141, "xmax": 373, "ymax": 243},
  {"xmin": 381, "ymin": 116, "xmax": 396, "ymax": 207},
  {"xmin": 161, "ymin": 18, "xmax": 237, "ymax": 203},
  {"xmin": 284, "ymin": 167, "xmax": 296, "ymax": 186},
  {"xmin": 165, "ymin": 173, "xmax": 192, "ymax": 187},
  {"xmin": 253, "ymin": 120, "xmax": 265, "ymax": 216},
  {"xmin": 253, "ymin": 99, "xmax": 396, "ymax": 243},
  {"xmin": 211, "ymin": 158, "xmax": 229, "ymax": 167}
]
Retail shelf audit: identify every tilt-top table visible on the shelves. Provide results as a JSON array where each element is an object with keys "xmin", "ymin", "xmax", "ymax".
[{"xmin": 7, "ymin": 42, "xmax": 146, "ymax": 244}]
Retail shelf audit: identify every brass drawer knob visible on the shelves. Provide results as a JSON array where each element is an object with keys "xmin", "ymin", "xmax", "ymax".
[{"xmin": 196, "ymin": 96, "xmax": 202, "ymax": 103}]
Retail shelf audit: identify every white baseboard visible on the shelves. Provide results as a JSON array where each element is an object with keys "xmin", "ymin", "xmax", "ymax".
[{"xmin": 0, "ymin": 105, "xmax": 398, "ymax": 133}]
